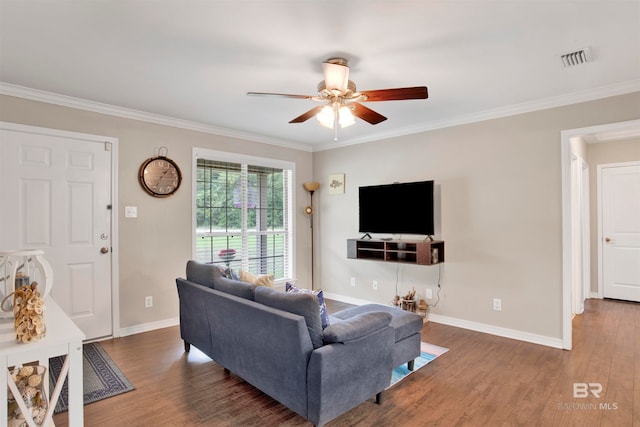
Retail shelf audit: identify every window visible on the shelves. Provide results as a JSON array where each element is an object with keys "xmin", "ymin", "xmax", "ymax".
[{"xmin": 193, "ymin": 149, "xmax": 293, "ymax": 282}]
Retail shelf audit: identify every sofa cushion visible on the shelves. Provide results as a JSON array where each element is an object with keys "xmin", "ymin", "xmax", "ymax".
[
  {"xmin": 286, "ymin": 283, "xmax": 330, "ymax": 329},
  {"xmin": 254, "ymin": 286, "xmax": 324, "ymax": 349},
  {"xmin": 322, "ymin": 312, "xmax": 391, "ymax": 344},
  {"xmin": 185, "ymin": 260, "xmax": 221, "ymax": 288},
  {"xmin": 331, "ymin": 304, "xmax": 423, "ymax": 342},
  {"xmin": 214, "ymin": 276, "xmax": 257, "ymax": 300},
  {"xmin": 240, "ymin": 270, "xmax": 274, "ymax": 287}
]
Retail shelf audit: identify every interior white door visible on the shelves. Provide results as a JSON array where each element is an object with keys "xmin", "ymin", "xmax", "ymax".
[
  {"xmin": 0, "ymin": 125, "xmax": 113, "ymax": 339},
  {"xmin": 601, "ymin": 163, "xmax": 640, "ymax": 302}
]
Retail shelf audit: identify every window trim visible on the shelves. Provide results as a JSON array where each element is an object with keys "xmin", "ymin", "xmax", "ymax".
[{"xmin": 192, "ymin": 148, "xmax": 296, "ymax": 283}]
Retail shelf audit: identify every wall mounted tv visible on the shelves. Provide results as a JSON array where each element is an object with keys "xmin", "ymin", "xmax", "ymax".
[{"xmin": 358, "ymin": 180, "xmax": 434, "ymax": 236}]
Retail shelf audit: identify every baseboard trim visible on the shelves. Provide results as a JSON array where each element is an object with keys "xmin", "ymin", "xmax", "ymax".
[
  {"xmin": 324, "ymin": 292, "xmax": 564, "ymax": 349},
  {"xmin": 119, "ymin": 317, "xmax": 180, "ymax": 337},
  {"xmin": 427, "ymin": 313, "xmax": 564, "ymax": 349},
  {"xmin": 323, "ymin": 292, "xmax": 378, "ymax": 307}
]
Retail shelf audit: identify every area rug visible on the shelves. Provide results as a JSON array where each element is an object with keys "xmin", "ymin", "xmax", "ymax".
[
  {"xmin": 49, "ymin": 342, "xmax": 135, "ymax": 414},
  {"xmin": 388, "ymin": 342, "xmax": 449, "ymax": 388}
]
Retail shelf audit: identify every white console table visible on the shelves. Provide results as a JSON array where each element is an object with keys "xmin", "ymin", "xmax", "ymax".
[{"xmin": 0, "ymin": 297, "xmax": 85, "ymax": 426}]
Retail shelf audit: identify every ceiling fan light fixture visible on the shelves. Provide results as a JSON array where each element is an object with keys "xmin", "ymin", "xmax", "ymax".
[
  {"xmin": 317, "ymin": 105, "xmax": 335, "ymax": 128},
  {"xmin": 317, "ymin": 104, "xmax": 355, "ymax": 129},
  {"xmin": 247, "ymin": 57, "xmax": 428, "ymax": 139},
  {"xmin": 322, "ymin": 59, "xmax": 350, "ymax": 92},
  {"xmin": 338, "ymin": 105, "xmax": 355, "ymax": 127}
]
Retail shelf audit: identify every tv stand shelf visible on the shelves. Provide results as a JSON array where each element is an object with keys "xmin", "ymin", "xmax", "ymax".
[{"xmin": 347, "ymin": 239, "xmax": 444, "ymax": 265}]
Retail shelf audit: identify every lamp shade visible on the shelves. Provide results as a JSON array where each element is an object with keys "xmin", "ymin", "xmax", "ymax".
[
  {"xmin": 322, "ymin": 61, "xmax": 349, "ymax": 92},
  {"xmin": 317, "ymin": 106, "xmax": 334, "ymax": 129},
  {"xmin": 338, "ymin": 106, "xmax": 355, "ymax": 127},
  {"xmin": 303, "ymin": 182, "xmax": 320, "ymax": 192}
]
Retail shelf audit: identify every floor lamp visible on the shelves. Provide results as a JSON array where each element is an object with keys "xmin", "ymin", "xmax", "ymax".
[{"xmin": 303, "ymin": 182, "xmax": 320, "ymax": 290}]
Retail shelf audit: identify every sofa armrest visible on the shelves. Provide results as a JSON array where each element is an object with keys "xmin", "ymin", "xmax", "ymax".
[
  {"xmin": 307, "ymin": 323, "xmax": 394, "ymax": 426},
  {"xmin": 322, "ymin": 312, "xmax": 391, "ymax": 344}
]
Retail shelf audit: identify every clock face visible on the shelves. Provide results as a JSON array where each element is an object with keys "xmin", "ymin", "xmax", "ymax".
[{"xmin": 139, "ymin": 156, "xmax": 182, "ymax": 197}]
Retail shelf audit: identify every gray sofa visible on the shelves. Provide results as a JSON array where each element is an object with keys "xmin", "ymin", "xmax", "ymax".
[{"xmin": 176, "ymin": 260, "xmax": 396, "ymax": 426}]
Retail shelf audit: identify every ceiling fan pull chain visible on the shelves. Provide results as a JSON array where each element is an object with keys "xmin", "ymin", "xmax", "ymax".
[{"xmin": 333, "ymin": 105, "xmax": 339, "ymax": 141}]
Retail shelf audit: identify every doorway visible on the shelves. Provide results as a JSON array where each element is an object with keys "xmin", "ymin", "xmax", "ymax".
[
  {"xmin": 561, "ymin": 118, "xmax": 640, "ymax": 349},
  {"xmin": 0, "ymin": 122, "xmax": 119, "ymax": 340},
  {"xmin": 599, "ymin": 162, "xmax": 640, "ymax": 302}
]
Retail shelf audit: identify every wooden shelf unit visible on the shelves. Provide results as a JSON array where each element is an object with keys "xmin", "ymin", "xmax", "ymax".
[{"xmin": 347, "ymin": 239, "xmax": 445, "ymax": 265}]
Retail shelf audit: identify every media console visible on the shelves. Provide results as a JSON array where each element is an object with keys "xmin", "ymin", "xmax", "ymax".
[{"xmin": 347, "ymin": 239, "xmax": 445, "ymax": 265}]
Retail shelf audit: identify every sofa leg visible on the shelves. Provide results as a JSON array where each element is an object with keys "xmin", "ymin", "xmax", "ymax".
[
  {"xmin": 376, "ymin": 391, "xmax": 384, "ymax": 405},
  {"xmin": 407, "ymin": 359, "xmax": 415, "ymax": 371},
  {"xmin": 184, "ymin": 341, "xmax": 191, "ymax": 352}
]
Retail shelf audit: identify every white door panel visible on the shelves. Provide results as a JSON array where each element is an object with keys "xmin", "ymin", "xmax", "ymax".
[
  {"xmin": 0, "ymin": 126, "xmax": 113, "ymax": 339},
  {"xmin": 601, "ymin": 164, "xmax": 640, "ymax": 302}
]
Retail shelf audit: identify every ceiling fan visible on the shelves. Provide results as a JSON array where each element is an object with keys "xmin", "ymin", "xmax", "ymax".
[{"xmin": 247, "ymin": 57, "xmax": 428, "ymax": 140}]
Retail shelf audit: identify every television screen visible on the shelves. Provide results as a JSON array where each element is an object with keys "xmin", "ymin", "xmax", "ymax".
[{"xmin": 358, "ymin": 180, "xmax": 434, "ymax": 235}]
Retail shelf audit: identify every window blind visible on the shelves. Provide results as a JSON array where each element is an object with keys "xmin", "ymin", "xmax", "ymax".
[{"xmin": 195, "ymin": 158, "xmax": 291, "ymax": 281}]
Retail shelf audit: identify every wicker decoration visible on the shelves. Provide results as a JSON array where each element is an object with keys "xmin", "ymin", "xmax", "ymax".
[{"xmin": 1, "ymin": 282, "xmax": 46, "ymax": 343}]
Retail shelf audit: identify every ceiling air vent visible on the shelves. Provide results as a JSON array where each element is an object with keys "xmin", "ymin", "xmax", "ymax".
[{"xmin": 561, "ymin": 47, "xmax": 592, "ymax": 67}]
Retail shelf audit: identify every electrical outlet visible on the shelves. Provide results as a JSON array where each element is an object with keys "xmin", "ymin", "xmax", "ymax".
[
  {"xmin": 372, "ymin": 280, "xmax": 378, "ymax": 290},
  {"xmin": 145, "ymin": 296, "xmax": 153, "ymax": 308},
  {"xmin": 350, "ymin": 277, "xmax": 356, "ymax": 287},
  {"xmin": 426, "ymin": 288, "xmax": 433, "ymax": 299},
  {"xmin": 493, "ymin": 298, "xmax": 502, "ymax": 311}
]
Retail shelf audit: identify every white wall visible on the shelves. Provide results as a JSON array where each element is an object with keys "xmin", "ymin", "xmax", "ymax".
[
  {"xmin": 312, "ymin": 92, "xmax": 640, "ymax": 341},
  {"xmin": 1, "ymin": 90, "xmax": 639, "ymax": 342},
  {"xmin": 0, "ymin": 94, "xmax": 314, "ymax": 331}
]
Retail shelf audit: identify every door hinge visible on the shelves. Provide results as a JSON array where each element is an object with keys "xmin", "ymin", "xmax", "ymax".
[
  {"xmin": 104, "ymin": 142, "xmax": 112, "ymax": 151},
  {"xmin": 107, "ymin": 204, "xmax": 112, "ymax": 210}
]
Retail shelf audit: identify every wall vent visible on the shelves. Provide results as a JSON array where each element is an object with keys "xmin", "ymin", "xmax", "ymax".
[{"xmin": 561, "ymin": 48, "xmax": 592, "ymax": 67}]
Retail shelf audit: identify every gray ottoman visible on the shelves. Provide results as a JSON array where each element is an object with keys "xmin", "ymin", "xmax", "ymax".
[{"xmin": 331, "ymin": 304, "xmax": 423, "ymax": 370}]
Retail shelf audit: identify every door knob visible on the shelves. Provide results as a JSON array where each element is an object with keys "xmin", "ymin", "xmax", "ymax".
[
  {"xmin": 100, "ymin": 247, "xmax": 110, "ymax": 254},
  {"xmin": 604, "ymin": 237, "xmax": 612, "ymax": 243}
]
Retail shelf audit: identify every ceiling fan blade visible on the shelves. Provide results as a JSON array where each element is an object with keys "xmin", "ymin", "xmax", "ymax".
[
  {"xmin": 352, "ymin": 103, "xmax": 387, "ymax": 125},
  {"xmin": 360, "ymin": 86, "xmax": 428, "ymax": 102},
  {"xmin": 289, "ymin": 106, "xmax": 325, "ymax": 123},
  {"xmin": 247, "ymin": 92, "xmax": 314, "ymax": 100}
]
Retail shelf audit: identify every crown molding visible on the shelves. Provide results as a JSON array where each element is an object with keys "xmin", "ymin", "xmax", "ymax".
[
  {"xmin": 2, "ymin": 80, "xmax": 638, "ymax": 154},
  {"xmin": 314, "ymin": 79, "xmax": 640, "ymax": 151},
  {"xmin": 0, "ymin": 82, "xmax": 314, "ymax": 153}
]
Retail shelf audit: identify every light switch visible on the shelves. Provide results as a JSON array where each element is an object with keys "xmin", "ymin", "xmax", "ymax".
[{"xmin": 125, "ymin": 206, "xmax": 138, "ymax": 218}]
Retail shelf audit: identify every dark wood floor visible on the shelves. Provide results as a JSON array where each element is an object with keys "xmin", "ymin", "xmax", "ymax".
[{"xmin": 53, "ymin": 298, "xmax": 639, "ymax": 426}]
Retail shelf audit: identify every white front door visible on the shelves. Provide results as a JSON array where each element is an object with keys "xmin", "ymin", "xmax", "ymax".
[
  {"xmin": 600, "ymin": 162, "xmax": 640, "ymax": 302},
  {"xmin": 0, "ymin": 123, "xmax": 115, "ymax": 339}
]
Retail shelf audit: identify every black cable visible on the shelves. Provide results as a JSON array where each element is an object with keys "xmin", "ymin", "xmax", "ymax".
[{"xmin": 428, "ymin": 262, "xmax": 442, "ymax": 308}]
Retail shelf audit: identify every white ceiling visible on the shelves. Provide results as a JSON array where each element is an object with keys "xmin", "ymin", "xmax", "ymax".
[{"xmin": 1, "ymin": 1, "xmax": 639, "ymax": 151}]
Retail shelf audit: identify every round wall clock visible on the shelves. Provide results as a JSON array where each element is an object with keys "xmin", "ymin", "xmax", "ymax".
[{"xmin": 138, "ymin": 155, "xmax": 182, "ymax": 197}]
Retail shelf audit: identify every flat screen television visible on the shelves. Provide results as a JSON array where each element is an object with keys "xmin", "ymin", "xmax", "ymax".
[{"xmin": 358, "ymin": 180, "xmax": 434, "ymax": 236}]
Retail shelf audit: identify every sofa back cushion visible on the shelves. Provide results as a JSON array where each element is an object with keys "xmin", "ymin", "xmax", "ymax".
[
  {"xmin": 286, "ymin": 283, "xmax": 329, "ymax": 329},
  {"xmin": 214, "ymin": 276, "xmax": 257, "ymax": 300},
  {"xmin": 186, "ymin": 260, "xmax": 221, "ymax": 288},
  {"xmin": 254, "ymin": 286, "xmax": 324, "ymax": 349}
]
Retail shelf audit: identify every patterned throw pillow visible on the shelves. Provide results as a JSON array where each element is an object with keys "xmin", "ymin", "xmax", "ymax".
[
  {"xmin": 218, "ymin": 266, "xmax": 240, "ymax": 281},
  {"xmin": 286, "ymin": 282, "xmax": 330, "ymax": 329}
]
